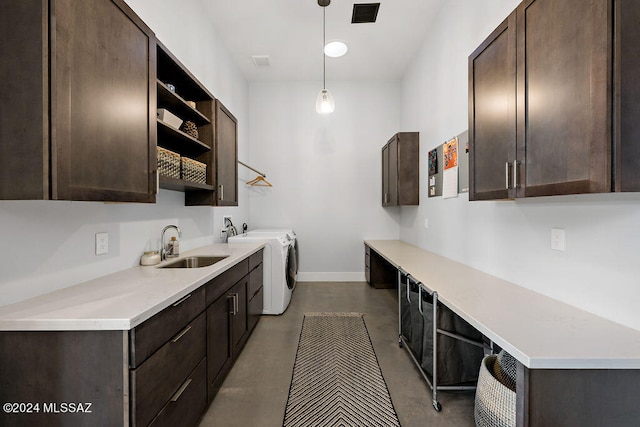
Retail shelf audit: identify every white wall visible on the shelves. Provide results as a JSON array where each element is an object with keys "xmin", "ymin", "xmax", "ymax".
[
  {"xmin": 0, "ymin": 0, "xmax": 249, "ymax": 306},
  {"xmin": 400, "ymin": 0, "xmax": 640, "ymax": 331},
  {"xmin": 248, "ymin": 80, "xmax": 401, "ymax": 280}
]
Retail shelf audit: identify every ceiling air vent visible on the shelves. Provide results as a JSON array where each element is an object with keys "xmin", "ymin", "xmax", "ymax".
[
  {"xmin": 251, "ymin": 55, "xmax": 271, "ymax": 67},
  {"xmin": 351, "ymin": 3, "xmax": 380, "ymax": 24}
]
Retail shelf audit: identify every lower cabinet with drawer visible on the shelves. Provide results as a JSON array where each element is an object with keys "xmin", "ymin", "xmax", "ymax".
[
  {"xmin": 0, "ymin": 249, "xmax": 264, "ymax": 427},
  {"xmin": 206, "ymin": 248, "xmax": 264, "ymax": 402}
]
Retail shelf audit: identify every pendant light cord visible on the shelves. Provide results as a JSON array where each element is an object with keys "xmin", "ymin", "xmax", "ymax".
[{"xmin": 322, "ymin": 7, "xmax": 326, "ymax": 90}]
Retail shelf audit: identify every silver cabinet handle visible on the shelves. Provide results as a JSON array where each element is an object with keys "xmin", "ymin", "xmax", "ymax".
[
  {"xmin": 170, "ymin": 378, "xmax": 193, "ymax": 402},
  {"xmin": 172, "ymin": 294, "xmax": 192, "ymax": 307},
  {"xmin": 505, "ymin": 162, "xmax": 510, "ymax": 189},
  {"xmin": 219, "ymin": 184, "xmax": 224, "ymax": 201},
  {"xmin": 234, "ymin": 293, "xmax": 239, "ymax": 315},
  {"xmin": 229, "ymin": 293, "xmax": 239, "ymax": 315},
  {"xmin": 513, "ymin": 160, "xmax": 519, "ymax": 188},
  {"xmin": 171, "ymin": 325, "xmax": 192, "ymax": 343}
]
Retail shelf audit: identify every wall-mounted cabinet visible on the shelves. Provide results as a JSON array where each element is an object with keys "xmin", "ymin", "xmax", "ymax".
[
  {"xmin": 0, "ymin": 0, "xmax": 156, "ymax": 203},
  {"xmin": 469, "ymin": 0, "xmax": 640, "ymax": 200},
  {"xmin": 156, "ymin": 43, "xmax": 238, "ymax": 207},
  {"xmin": 382, "ymin": 132, "xmax": 419, "ymax": 206},
  {"xmin": 215, "ymin": 101, "xmax": 239, "ymax": 206},
  {"xmin": 156, "ymin": 42, "xmax": 217, "ymax": 205}
]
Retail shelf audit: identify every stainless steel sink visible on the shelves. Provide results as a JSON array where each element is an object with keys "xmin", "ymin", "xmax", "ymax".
[{"xmin": 159, "ymin": 255, "xmax": 228, "ymax": 269}]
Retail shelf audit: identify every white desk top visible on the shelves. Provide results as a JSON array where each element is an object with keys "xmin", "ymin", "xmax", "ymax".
[
  {"xmin": 366, "ymin": 239, "xmax": 640, "ymax": 369},
  {"xmin": 0, "ymin": 243, "xmax": 264, "ymax": 331}
]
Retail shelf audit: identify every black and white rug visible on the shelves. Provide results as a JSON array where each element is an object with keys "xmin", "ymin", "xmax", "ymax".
[{"xmin": 283, "ymin": 312, "xmax": 401, "ymax": 427}]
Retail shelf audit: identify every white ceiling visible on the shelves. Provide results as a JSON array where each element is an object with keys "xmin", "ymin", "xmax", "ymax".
[{"xmin": 201, "ymin": 0, "xmax": 445, "ymax": 82}]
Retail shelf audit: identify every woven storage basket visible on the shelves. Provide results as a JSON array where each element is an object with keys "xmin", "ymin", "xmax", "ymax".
[
  {"xmin": 474, "ymin": 355, "xmax": 516, "ymax": 427},
  {"xmin": 181, "ymin": 157, "xmax": 207, "ymax": 184},
  {"xmin": 157, "ymin": 146, "xmax": 181, "ymax": 179}
]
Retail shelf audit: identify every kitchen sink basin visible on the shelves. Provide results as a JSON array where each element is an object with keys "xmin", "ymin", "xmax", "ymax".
[{"xmin": 159, "ymin": 255, "xmax": 228, "ymax": 269}]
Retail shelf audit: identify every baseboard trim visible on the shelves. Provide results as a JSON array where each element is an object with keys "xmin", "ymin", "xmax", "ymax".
[{"xmin": 297, "ymin": 272, "xmax": 366, "ymax": 282}]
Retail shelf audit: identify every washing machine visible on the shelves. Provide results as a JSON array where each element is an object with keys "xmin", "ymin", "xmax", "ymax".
[{"xmin": 228, "ymin": 229, "xmax": 297, "ymax": 314}]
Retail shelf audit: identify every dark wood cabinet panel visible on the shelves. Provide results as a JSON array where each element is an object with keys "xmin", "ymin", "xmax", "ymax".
[
  {"xmin": 215, "ymin": 100, "xmax": 239, "ymax": 206},
  {"xmin": 517, "ymin": 365, "xmax": 640, "ymax": 426},
  {"xmin": 205, "ymin": 259, "xmax": 249, "ymax": 306},
  {"xmin": 614, "ymin": 0, "xmax": 640, "ymax": 192},
  {"xmin": 0, "ymin": 0, "xmax": 156, "ymax": 202},
  {"xmin": 230, "ymin": 278, "xmax": 248, "ymax": 353},
  {"xmin": 131, "ymin": 313, "xmax": 206, "ymax": 427},
  {"xmin": 469, "ymin": 12, "xmax": 517, "ymax": 200},
  {"xmin": 470, "ymin": 0, "xmax": 640, "ymax": 199},
  {"xmin": 516, "ymin": 0, "xmax": 610, "ymax": 197},
  {"xmin": 0, "ymin": 330, "xmax": 127, "ymax": 427},
  {"xmin": 248, "ymin": 286, "xmax": 264, "ymax": 333},
  {"xmin": 382, "ymin": 132, "xmax": 419, "ymax": 206},
  {"xmin": 129, "ymin": 287, "xmax": 205, "ymax": 368},
  {"xmin": 149, "ymin": 358, "xmax": 207, "ymax": 427},
  {"xmin": 0, "ymin": 0, "xmax": 49, "ymax": 200},
  {"xmin": 365, "ymin": 244, "xmax": 396, "ymax": 289},
  {"xmin": 52, "ymin": 0, "xmax": 156, "ymax": 202},
  {"xmin": 206, "ymin": 291, "xmax": 232, "ymax": 401}
]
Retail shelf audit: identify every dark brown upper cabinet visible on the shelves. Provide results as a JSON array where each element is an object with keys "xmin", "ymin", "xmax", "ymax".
[
  {"xmin": 468, "ymin": 12, "xmax": 517, "ymax": 200},
  {"xmin": 214, "ymin": 100, "xmax": 239, "ymax": 207},
  {"xmin": 0, "ymin": 0, "xmax": 156, "ymax": 203},
  {"xmin": 382, "ymin": 132, "xmax": 419, "ymax": 207},
  {"xmin": 469, "ymin": 0, "xmax": 640, "ymax": 200}
]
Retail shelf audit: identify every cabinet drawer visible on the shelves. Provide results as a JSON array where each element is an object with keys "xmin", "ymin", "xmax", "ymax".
[
  {"xmin": 248, "ymin": 263, "xmax": 264, "ymax": 301},
  {"xmin": 248, "ymin": 286, "xmax": 263, "ymax": 333},
  {"xmin": 131, "ymin": 312, "xmax": 206, "ymax": 427},
  {"xmin": 130, "ymin": 286, "xmax": 205, "ymax": 368},
  {"xmin": 149, "ymin": 357, "xmax": 207, "ymax": 427},
  {"xmin": 249, "ymin": 249, "xmax": 264, "ymax": 271},
  {"xmin": 205, "ymin": 259, "xmax": 249, "ymax": 306}
]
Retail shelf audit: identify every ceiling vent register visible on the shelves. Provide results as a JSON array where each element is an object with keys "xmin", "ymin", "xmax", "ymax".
[{"xmin": 351, "ymin": 3, "xmax": 380, "ymax": 24}]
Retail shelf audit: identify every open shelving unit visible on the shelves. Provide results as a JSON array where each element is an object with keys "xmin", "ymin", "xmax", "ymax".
[{"xmin": 156, "ymin": 41, "xmax": 217, "ymax": 202}]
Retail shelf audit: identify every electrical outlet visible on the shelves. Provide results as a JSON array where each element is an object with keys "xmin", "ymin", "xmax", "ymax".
[
  {"xmin": 551, "ymin": 228, "xmax": 565, "ymax": 251},
  {"xmin": 223, "ymin": 215, "xmax": 232, "ymax": 228},
  {"xmin": 424, "ymin": 218, "xmax": 429, "ymax": 229},
  {"xmin": 96, "ymin": 232, "xmax": 109, "ymax": 255}
]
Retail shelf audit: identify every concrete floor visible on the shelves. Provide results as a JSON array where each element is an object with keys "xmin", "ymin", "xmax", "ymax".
[{"xmin": 199, "ymin": 282, "xmax": 475, "ymax": 427}]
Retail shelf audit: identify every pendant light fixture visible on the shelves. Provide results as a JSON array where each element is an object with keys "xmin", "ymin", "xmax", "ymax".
[{"xmin": 316, "ymin": 0, "xmax": 335, "ymax": 114}]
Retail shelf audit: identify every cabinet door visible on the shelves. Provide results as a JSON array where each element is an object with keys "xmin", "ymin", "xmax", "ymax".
[
  {"xmin": 469, "ymin": 12, "xmax": 517, "ymax": 200},
  {"xmin": 0, "ymin": 1, "xmax": 49, "ymax": 200},
  {"xmin": 387, "ymin": 136, "xmax": 399, "ymax": 205},
  {"xmin": 396, "ymin": 133, "xmax": 419, "ymax": 205},
  {"xmin": 382, "ymin": 143, "xmax": 390, "ymax": 206},
  {"xmin": 51, "ymin": 0, "xmax": 156, "ymax": 202},
  {"xmin": 230, "ymin": 278, "xmax": 248, "ymax": 354},
  {"xmin": 206, "ymin": 293, "xmax": 232, "ymax": 401},
  {"xmin": 615, "ymin": 0, "xmax": 640, "ymax": 192},
  {"xmin": 516, "ymin": 0, "xmax": 611, "ymax": 197},
  {"xmin": 215, "ymin": 100, "xmax": 238, "ymax": 206}
]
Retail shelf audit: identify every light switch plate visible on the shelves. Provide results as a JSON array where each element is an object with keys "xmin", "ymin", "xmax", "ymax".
[
  {"xmin": 551, "ymin": 228, "xmax": 565, "ymax": 251},
  {"xmin": 96, "ymin": 232, "xmax": 109, "ymax": 255}
]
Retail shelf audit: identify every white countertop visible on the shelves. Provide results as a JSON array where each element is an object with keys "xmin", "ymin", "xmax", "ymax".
[
  {"xmin": 366, "ymin": 239, "xmax": 640, "ymax": 370},
  {"xmin": 0, "ymin": 243, "xmax": 265, "ymax": 331}
]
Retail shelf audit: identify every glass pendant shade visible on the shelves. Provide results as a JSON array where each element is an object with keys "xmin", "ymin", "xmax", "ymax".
[{"xmin": 316, "ymin": 88, "xmax": 335, "ymax": 114}]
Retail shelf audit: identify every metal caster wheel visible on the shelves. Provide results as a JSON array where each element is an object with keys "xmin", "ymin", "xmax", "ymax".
[
  {"xmin": 432, "ymin": 401, "xmax": 442, "ymax": 412},
  {"xmin": 398, "ymin": 340, "xmax": 403, "ymax": 348}
]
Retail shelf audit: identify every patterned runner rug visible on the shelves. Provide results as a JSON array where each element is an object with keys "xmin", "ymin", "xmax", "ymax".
[{"xmin": 283, "ymin": 312, "xmax": 401, "ymax": 427}]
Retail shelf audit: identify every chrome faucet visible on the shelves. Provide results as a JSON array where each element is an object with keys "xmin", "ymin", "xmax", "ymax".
[{"xmin": 161, "ymin": 225, "xmax": 182, "ymax": 260}]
